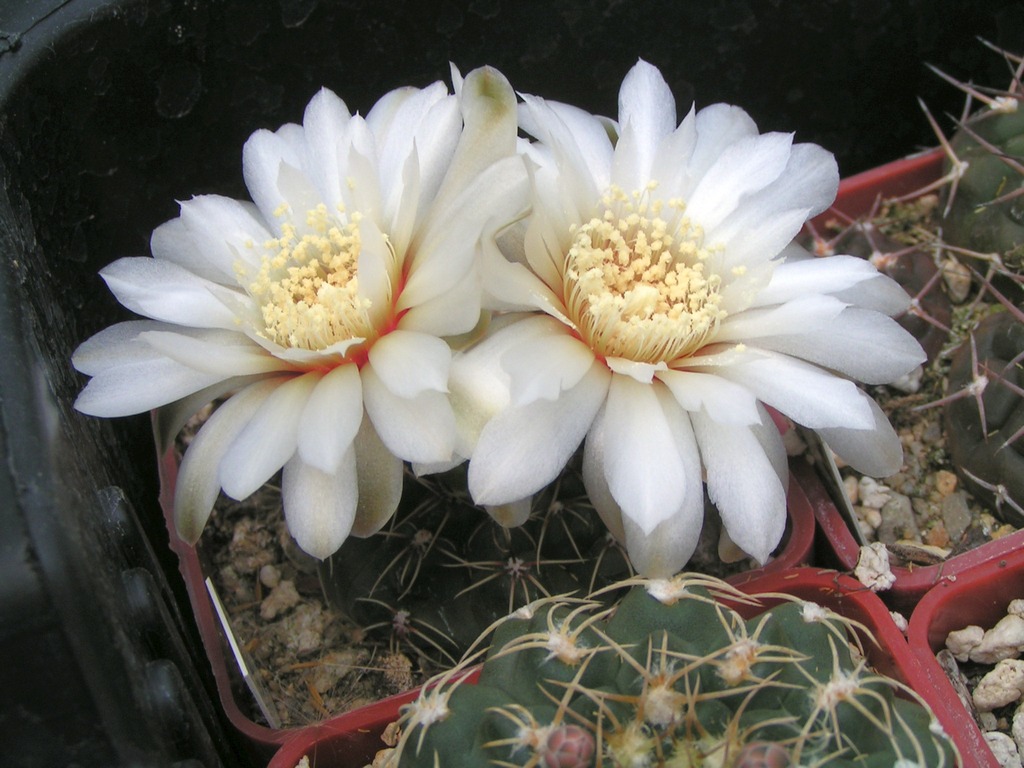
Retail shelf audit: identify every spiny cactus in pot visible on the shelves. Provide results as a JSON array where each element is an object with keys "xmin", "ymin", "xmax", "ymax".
[
  {"xmin": 382, "ymin": 573, "xmax": 958, "ymax": 767},
  {"xmin": 935, "ymin": 45, "xmax": 1024, "ymax": 286},
  {"xmin": 927, "ymin": 44, "xmax": 1024, "ymax": 526}
]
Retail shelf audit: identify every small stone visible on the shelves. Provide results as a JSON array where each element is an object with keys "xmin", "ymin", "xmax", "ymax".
[
  {"xmin": 843, "ymin": 475, "xmax": 859, "ymax": 505},
  {"xmin": 935, "ymin": 470, "xmax": 959, "ymax": 497},
  {"xmin": 858, "ymin": 505, "xmax": 882, "ymax": 530},
  {"xmin": 924, "ymin": 523, "xmax": 951, "ymax": 549},
  {"xmin": 1014, "ymin": 704, "xmax": 1024, "ymax": 761},
  {"xmin": 858, "ymin": 477, "xmax": 892, "ymax": 509},
  {"xmin": 942, "ymin": 257, "xmax": 973, "ymax": 302},
  {"xmin": 985, "ymin": 731, "xmax": 1023, "ymax": 768},
  {"xmin": 890, "ymin": 610, "xmax": 908, "ymax": 633},
  {"xmin": 260, "ymin": 579, "xmax": 300, "ymax": 621},
  {"xmin": 877, "ymin": 494, "xmax": 919, "ymax": 546},
  {"xmin": 259, "ymin": 563, "xmax": 281, "ymax": 589},
  {"xmin": 946, "ymin": 624, "xmax": 984, "ymax": 662},
  {"xmin": 1010, "ymin": 600, "xmax": 1024, "ymax": 618},
  {"xmin": 974, "ymin": 659, "xmax": 1024, "ymax": 711},
  {"xmin": 889, "ymin": 364, "xmax": 923, "ymax": 394},
  {"xmin": 941, "ymin": 492, "xmax": 973, "ymax": 542},
  {"xmin": 982, "ymin": 711, "xmax": 1001, "ymax": 731},
  {"xmin": 972, "ymin": 615, "xmax": 1024, "ymax": 664},
  {"xmin": 854, "ymin": 542, "xmax": 895, "ymax": 592},
  {"xmin": 284, "ymin": 604, "xmax": 325, "ymax": 656}
]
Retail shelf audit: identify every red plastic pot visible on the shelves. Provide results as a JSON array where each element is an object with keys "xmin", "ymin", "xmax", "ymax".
[
  {"xmin": 156, "ymin": 445, "xmax": 817, "ymax": 765},
  {"xmin": 907, "ymin": 546, "xmax": 1024, "ymax": 768},
  {"xmin": 269, "ymin": 566, "xmax": 955, "ymax": 768}
]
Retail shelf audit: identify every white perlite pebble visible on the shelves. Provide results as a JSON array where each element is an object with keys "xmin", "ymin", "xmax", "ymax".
[
  {"xmin": 974, "ymin": 659, "xmax": 1024, "ymax": 712},
  {"xmin": 858, "ymin": 477, "xmax": 892, "ymax": 509},
  {"xmin": 1014, "ymin": 705, "xmax": 1024, "ymax": 762},
  {"xmin": 973, "ymin": 615, "xmax": 1024, "ymax": 665},
  {"xmin": 890, "ymin": 611, "xmax": 909, "ymax": 633},
  {"xmin": 947, "ymin": 624, "xmax": 985, "ymax": 662},
  {"xmin": 854, "ymin": 542, "xmax": 895, "ymax": 592},
  {"xmin": 986, "ymin": 731, "xmax": 1023, "ymax": 768},
  {"xmin": 946, "ymin": 611, "xmax": 1024, "ymax": 664}
]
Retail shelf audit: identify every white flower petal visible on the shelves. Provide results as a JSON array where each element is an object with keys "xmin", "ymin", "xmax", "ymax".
[
  {"xmin": 691, "ymin": 406, "xmax": 788, "ymax": 564},
  {"xmin": 651, "ymin": 105, "xmax": 697, "ymax": 192},
  {"xmin": 719, "ymin": 301, "xmax": 925, "ymax": 384},
  {"xmin": 218, "ymin": 372, "xmax": 319, "ymax": 500},
  {"xmin": 833, "ymin": 273, "xmax": 915, "ymax": 316},
  {"xmin": 297, "ymin": 363, "xmax": 363, "ymax": 473},
  {"xmin": 686, "ymin": 132, "xmax": 794, "ymax": 232},
  {"xmin": 485, "ymin": 498, "xmax": 532, "ymax": 528},
  {"xmin": 361, "ymin": 364, "xmax": 455, "ymax": 463},
  {"xmin": 100, "ymin": 257, "xmax": 243, "ymax": 329},
  {"xmin": 426, "ymin": 66, "xmax": 518, "ymax": 233},
  {"xmin": 581, "ymin": 419, "xmax": 627, "ymax": 544},
  {"xmin": 611, "ymin": 59, "xmax": 676, "ymax": 191},
  {"xmin": 176, "ymin": 195, "xmax": 273, "ymax": 278},
  {"xmin": 600, "ymin": 375, "xmax": 687, "ymax": 534},
  {"xmin": 397, "ymin": 265, "xmax": 483, "ymax": 338},
  {"xmin": 74, "ymin": 355, "xmax": 229, "ymax": 417},
  {"xmin": 282, "ymin": 450, "xmax": 357, "ymax": 560},
  {"xmin": 301, "ymin": 87, "xmax": 352, "ymax": 213},
  {"xmin": 707, "ymin": 143, "xmax": 838, "ymax": 251},
  {"xmin": 174, "ymin": 378, "xmax": 281, "ymax": 543},
  {"xmin": 339, "ymin": 123, "xmax": 382, "ymax": 222},
  {"xmin": 694, "ymin": 349, "xmax": 874, "ymax": 430},
  {"xmin": 402, "ymin": 155, "xmax": 528, "ymax": 310},
  {"xmin": 72, "ymin": 320, "xmax": 169, "ymax": 376},
  {"xmin": 518, "ymin": 98, "xmax": 613, "ymax": 191},
  {"xmin": 242, "ymin": 127, "xmax": 305, "ymax": 228},
  {"xmin": 468, "ymin": 361, "xmax": 609, "ymax": 506},
  {"xmin": 676, "ymin": 103, "xmax": 759, "ymax": 196},
  {"xmin": 605, "ymin": 357, "xmax": 667, "ymax": 384},
  {"xmin": 752, "ymin": 253, "xmax": 892, "ymax": 308},
  {"xmin": 503, "ymin": 331, "xmax": 595, "ymax": 406},
  {"xmin": 351, "ymin": 413, "xmax": 404, "ymax": 537},
  {"xmin": 367, "ymin": 329, "xmax": 451, "ymax": 398},
  {"xmin": 584, "ymin": 384, "xmax": 705, "ymax": 576},
  {"xmin": 138, "ymin": 329, "xmax": 290, "ymax": 377},
  {"xmin": 817, "ymin": 394, "xmax": 905, "ymax": 478},
  {"xmin": 657, "ymin": 369, "xmax": 761, "ymax": 425}
]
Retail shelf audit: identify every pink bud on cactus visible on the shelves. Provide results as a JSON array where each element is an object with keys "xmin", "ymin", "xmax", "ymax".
[
  {"xmin": 733, "ymin": 741, "xmax": 792, "ymax": 768},
  {"xmin": 541, "ymin": 724, "xmax": 596, "ymax": 768}
]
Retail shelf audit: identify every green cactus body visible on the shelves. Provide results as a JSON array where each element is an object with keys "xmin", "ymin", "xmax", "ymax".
[
  {"xmin": 317, "ymin": 463, "xmax": 634, "ymax": 663},
  {"xmin": 942, "ymin": 106, "xmax": 1024, "ymax": 279},
  {"xmin": 389, "ymin": 575, "xmax": 957, "ymax": 768},
  {"xmin": 943, "ymin": 309, "xmax": 1024, "ymax": 526}
]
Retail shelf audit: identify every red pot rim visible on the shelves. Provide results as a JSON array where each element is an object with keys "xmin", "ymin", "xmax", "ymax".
[{"xmin": 906, "ymin": 548, "xmax": 1024, "ymax": 768}]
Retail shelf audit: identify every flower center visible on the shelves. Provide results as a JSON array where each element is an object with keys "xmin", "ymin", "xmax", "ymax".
[
  {"xmin": 563, "ymin": 185, "xmax": 726, "ymax": 364},
  {"xmin": 248, "ymin": 204, "xmax": 379, "ymax": 351}
]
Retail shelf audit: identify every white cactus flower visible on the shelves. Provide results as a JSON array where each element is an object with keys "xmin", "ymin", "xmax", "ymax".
[
  {"xmin": 452, "ymin": 59, "xmax": 924, "ymax": 577},
  {"xmin": 73, "ymin": 66, "xmax": 526, "ymax": 559}
]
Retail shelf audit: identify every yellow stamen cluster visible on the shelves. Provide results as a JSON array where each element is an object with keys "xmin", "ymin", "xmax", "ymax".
[
  {"xmin": 248, "ymin": 204, "xmax": 384, "ymax": 351},
  {"xmin": 563, "ymin": 185, "xmax": 726, "ymax": 364}
]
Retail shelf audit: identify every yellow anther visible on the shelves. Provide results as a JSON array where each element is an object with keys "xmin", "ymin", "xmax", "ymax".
[{"xmin": 562, "ymin": 184, "xmax": 726, "ymax": 364}]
